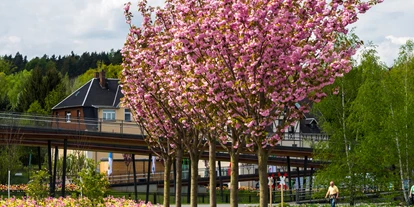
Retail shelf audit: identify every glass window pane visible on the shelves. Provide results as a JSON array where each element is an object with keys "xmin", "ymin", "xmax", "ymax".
[
  {"xmin": 125, "ymin": 109, "xmax": 131, "ymax": 122},
  {"xmin": 103, "ymin": 110, "xmax": 116, "ymax": 121}
]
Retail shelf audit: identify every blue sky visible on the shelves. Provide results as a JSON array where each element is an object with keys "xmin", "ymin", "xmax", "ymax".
[{"xmin": 0, "ymin": 0, "xmax": 412, "ymax": 66}]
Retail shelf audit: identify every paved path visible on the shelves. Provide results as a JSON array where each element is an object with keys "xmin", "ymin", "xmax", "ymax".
[
  {"xmin": 171, "ymin": 203, "xmax": 379, "ymax": 207},
  {"xmin": 171, "ymin": 202, "xmax": 299, "ymax": 207},
  {"xmin": 171, "ymin": 205, "xmax": 258, "ymax": 207}
]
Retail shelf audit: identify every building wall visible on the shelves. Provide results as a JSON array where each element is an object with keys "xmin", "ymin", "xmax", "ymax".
[
  {"xmin": 92, "ymin": 152, "xmax": 147, "ymax": 166},
  {"xmin": 97, "ymin": 107, "xmax": 144, "ymax": 135},
  {"xmin": 52, "ymin": 107, "xmax": 88, "ymax": 130},
  {"xmin": 99, "ymin": 157, "xmax": 164, "ymax": 177}
]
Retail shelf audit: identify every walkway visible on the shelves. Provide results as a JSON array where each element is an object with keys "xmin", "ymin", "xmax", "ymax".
[{"xmin": 0, "ymin": 111, "xmax": 323, "ymax": 160}]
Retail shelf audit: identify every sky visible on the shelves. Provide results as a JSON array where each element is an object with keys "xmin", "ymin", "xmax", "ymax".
[{"xmin": 0, "ymin": 0, "xmax": 412, "ymax": 67}]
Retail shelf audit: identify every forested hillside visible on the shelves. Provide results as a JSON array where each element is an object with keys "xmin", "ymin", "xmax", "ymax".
[{"xmin": 0, "ymin": 49, "xmax": 122, "ymax": 113}]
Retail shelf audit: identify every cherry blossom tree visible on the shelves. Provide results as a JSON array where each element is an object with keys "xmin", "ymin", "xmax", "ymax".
[
  {"xmin": 121, "ymin": 2, "xmax": 209, "ymax": 206},
  {"xmin": 122, "ymin": 0, "xmax": 383, "ymax": 206}
]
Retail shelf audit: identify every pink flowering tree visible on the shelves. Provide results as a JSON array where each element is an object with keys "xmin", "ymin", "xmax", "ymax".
[
  {"xmin": 122, "ymin": 0, "xmax": 383, "ymax": 206},
  {"xmin": 121, "ymin": 83, "xmax": 174, "ymax": 207},
  {"xmin": 121, "ymin": 4, "xmax": 177, "ymax": 204},
  {"xmin": 122, "ymin": 2, "xmax": 209, "ymax": 207}
]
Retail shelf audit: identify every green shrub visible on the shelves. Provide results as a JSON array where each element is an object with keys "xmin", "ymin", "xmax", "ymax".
[
  {"xmin": 75, "ymin": 159, "xmax": 109, "ymax": 204},
  {"xmin": 26, "ymin": 170, "xmax": 49, "ymax": 199}
]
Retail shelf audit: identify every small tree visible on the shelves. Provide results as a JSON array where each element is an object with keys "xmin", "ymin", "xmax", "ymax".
[
  {"xmin": 0, "ymin": 127, "xmax": 23, "ymax": 184},
  {"xmin": 123, "ymin": 154, "xmax": 132, "ymax": 183},
  {"xmin": 75, "ymin": 159, "xmax": 109, "ymax": 204},
  {"xmin": 56, "ymin": 152, "xmax": 88, "ymax": 180},
  {"xmin": 27, "ymin": 170, "xmax": 50, "ymax": 199}
]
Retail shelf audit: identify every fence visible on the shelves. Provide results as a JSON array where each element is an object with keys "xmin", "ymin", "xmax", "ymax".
[
  {"xmin": 106, "ymin": 164, "xmax": 264, "ymax": 185},
  {"xmin": 0, "ymin": 112, "xmax": 142, "ymax": 135},
  {"xmin": 0, "ymin": 111, "xmax": 328, "ymax": 148}
]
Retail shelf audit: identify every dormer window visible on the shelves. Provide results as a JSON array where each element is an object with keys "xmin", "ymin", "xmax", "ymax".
[
  {"xmin": 103, "ymin": 109, "xmax": 116, "ymax": 121},
  {"xmin": 305, "ymin": 118, "xmax": 318, "ymax": 129}
]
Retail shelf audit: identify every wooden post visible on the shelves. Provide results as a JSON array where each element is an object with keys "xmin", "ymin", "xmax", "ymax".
[
  {"xmin": 53, "ymin": 146, "xmax": 58, "ymax": 197},
  {"xmin": 269, "ymin": 184, "xmax": 272, "ymax": 207},
  {"xmin": 48, "ymin": 140, "xmax": 53, "ymax": 197},
  {"xmin": 279, "ymin": 173, "xmax": 287, "ymax": 207},
  {"xmin": 62, "ymin": 139, "xmax": 67, "ymax": 197},
  {"xmin": 268, "ymin": 176, "xmax": 273, "ymax": 207}
]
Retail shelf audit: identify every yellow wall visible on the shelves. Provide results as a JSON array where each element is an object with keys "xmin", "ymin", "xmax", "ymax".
[
  {"xmin": 97, "ymin": 107, "xmax": 145, "ymax": 135},
  {"xmin": 100, "ymin": 159, "xmax": 164, "ymax": 176}
]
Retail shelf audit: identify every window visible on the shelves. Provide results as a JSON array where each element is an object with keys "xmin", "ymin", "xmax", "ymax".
[
  {"xmin": 66, "ymin": 112, "xmax": 71, "ymax": 122},
  {"xmin": 125, "ymin": 109, "xmax": 132, "ymax": 122},
  {"xmin": 77, "ymin": 110, "xmax": 81, "ymax": 119},
  {"xmin": 103, "ymin": 109, "xmax": 116, "ymax": 121},
  {"xmin": 288, "ymin": 125, "xmax": 295, "ymax": 133}
]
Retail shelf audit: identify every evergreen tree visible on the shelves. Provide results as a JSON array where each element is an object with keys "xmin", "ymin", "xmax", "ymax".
[
  {"xmin": 13, "ymin": 52, "xmax": 25, "ymax": 71},
  {"xmin": 20, "ymin": 67, "xmax": 45, "ymax": 111}
]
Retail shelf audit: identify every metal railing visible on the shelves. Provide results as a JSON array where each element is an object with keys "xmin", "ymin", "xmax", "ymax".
[
  {"xmin": 106, "ymin": 165, "xmax": 292, "ymax": 185},
  {"xmin": 0, "ymin": 111, "xmax": 328, "ymax": 147},
  {"xmin": 278, "ymin": 132, "xmax": 329, "ymax": 148},
  {"xmin": 0, "ymin": 111, "xmax": 143, "ymax": 135}
]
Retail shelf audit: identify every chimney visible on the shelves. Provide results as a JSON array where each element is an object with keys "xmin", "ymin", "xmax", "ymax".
[
  {"xmin": 99, "ymin": 70, "xmax": 106, "ymax": 89},
  {"xmin": 94, "ymin": 72, "xmax": 99, "ymax": 79}
]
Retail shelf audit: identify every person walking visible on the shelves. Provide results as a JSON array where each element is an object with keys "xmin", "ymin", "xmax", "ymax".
[
  {"xmin": 409, "ymin": 183, "xmax": 414, "ymax": 205},
  {"xmin": 325, "ymin": 181, "xmax": 339, "ymax": 207}
]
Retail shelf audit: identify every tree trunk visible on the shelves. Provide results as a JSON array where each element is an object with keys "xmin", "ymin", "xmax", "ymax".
[
  {"xmin": 175, "ymin": 148, "xmax": 183, "ymax": 207},
  {"xmin": 404, "ymin": 65, "xmax": 410, "ymax": 188},
  {"xmin": 342, "ymin": 82, "xmax": 354, "ymax": 205},
  {"xmin": 190, "ymin": 153, "xmax": 199, "ymax": 207},
  {"xmin": 209, "ymin": 140, "xmax": 217, "ymax": 207},
  {"xmin": 391, "ymin": 105, "xmax": 409, "ymax": 203},
  {"xmin": 258, "ymin": 147, "xmax": 269, "ymax": 207},
  {"xmin": 230, "ymin": 153, "xmax": 239, "ymax": 207},
  {"xmin": 349, "ymin": 175, "xmax": 355, "ymax": 206},
  {"xmin": 163, "ymin": 156, "xmax": 172, "ymax": 207}
]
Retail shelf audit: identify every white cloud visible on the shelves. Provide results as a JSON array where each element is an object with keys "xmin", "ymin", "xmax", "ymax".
[
  {"xmin": 73, "ymin": 0, "xmax": 125, "ymax": 35},
  {"xmin": 0, "ymin": 36, "xmax": 21, "ymax": 44},
  {"xmin": 0, "ymin": 0, "xmax": 412, "ymax": 67},
  {"xmin": 352, "ymin": 0, "xmax": 414, "ymax": 66},
  {"xmin": 0, "ymin": 0, "xmax": 131, "ymax": 58},
  {"xmin": 376, "ymin": 40, "xmax": 401, "ymax": 66},
  {"xmin": 8, "ymin": 36, "xmax": 21, "ymax": 44},
  {"xmin": 385, "ymin": 35, "xmax": 414, "ymax": 46}
]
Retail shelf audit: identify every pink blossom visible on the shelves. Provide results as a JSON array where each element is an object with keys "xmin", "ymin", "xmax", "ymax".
[{"xmin": 120, "ymin": 0, "xmax": 382, "ymax": 203}]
